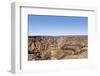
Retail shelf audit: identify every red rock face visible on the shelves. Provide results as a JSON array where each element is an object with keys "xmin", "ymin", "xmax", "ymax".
[{"xmin": 28, "ymin": 36, "xmax": 88, "ymax": 61}]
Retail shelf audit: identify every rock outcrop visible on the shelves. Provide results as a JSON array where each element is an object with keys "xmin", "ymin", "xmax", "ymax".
[{"xmin": 28, "ymin": 36, "xmax": 88, "ymax": 60}]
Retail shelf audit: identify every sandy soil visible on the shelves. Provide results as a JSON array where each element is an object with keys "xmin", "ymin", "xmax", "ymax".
[{"xmin": 63, "ymin": 51, "xmax": 88, "ymax": 59}]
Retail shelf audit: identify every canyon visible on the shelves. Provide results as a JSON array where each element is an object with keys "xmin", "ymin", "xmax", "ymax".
[{"xmin": 28, "ymin": 35, "xmax": 88, "ymax": 61}]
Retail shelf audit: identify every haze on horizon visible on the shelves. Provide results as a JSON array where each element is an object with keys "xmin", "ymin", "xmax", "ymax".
[{"xmin": 28, "ymin": 15, "xmax": 88, "ymax": 36}]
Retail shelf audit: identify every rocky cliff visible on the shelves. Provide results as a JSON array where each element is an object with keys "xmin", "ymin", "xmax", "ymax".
[{"xmin": 28, "ymin": 35, "xmax": 88, "ymax": 60}]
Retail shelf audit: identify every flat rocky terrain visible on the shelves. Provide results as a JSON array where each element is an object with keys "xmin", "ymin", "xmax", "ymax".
[{"xmin": 28, "ymin": 35, "xmax": 88, "ymax": 61}]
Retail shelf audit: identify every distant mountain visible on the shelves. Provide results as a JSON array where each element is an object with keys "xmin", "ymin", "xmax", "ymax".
[{"xmin": 28, "ymin": 35, "xmax": 88, "ymax": 38}]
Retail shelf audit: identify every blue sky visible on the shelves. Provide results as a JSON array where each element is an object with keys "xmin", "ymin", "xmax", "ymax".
[{"xmin": 28, "ymin": 15, "xmax": 88, "ymax": 36}]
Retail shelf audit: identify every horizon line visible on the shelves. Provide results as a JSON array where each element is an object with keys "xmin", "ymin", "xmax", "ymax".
[{"xmin": 28, "ymin": 35, "xmax": 88, "ymax": 36}]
